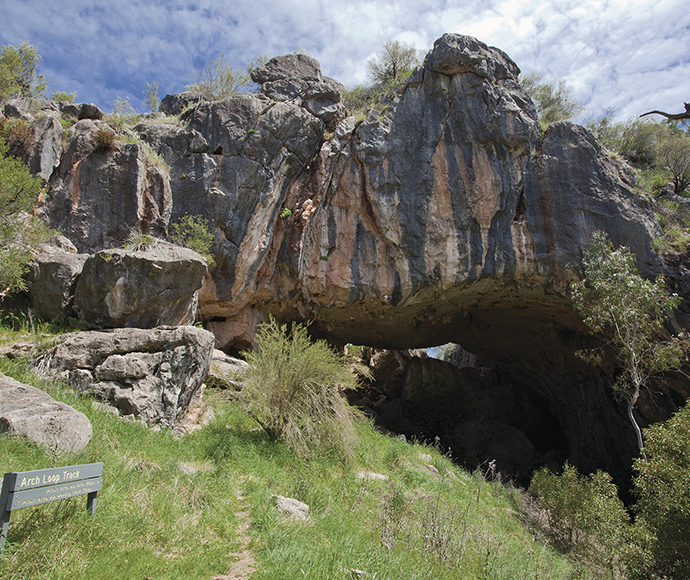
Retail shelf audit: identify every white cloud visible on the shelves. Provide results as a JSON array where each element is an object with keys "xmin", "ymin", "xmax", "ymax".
[{"xmin": 1, "ymin": 0, "xmax": 688, "ymax": 121}]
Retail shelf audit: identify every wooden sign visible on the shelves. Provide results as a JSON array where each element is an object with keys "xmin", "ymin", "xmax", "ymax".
[{"xmin": 0, "ymin": 462, "xmax": 103, "ymax": 554}]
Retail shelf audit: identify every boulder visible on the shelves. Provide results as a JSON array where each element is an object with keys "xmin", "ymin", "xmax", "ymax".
[
  {"xmin": 73, "ymin": 240, "xmax": 207, "ymax": 329},
  {"xmin": 251, "ymin": 54, "xmax": 344, "ymax": 128},
  {"xmin": 205, "ymin": 350, "xmax": 248, "ymax": 389},
  {"xmin": 0, "ymin": 372, "xmax": 92, "ymax": 455},
  {"xmin": 60, "ymin": 102, "xmax": 104, "ymax": 121},
  {"xmin": 158, "ymin": 91, "xmax": 204, "ymax": 116},
  {"xmin": 28, "ymin": 245, "xmax": 89, "ymax": 321},
  {"xmin": 45, "ymin": 326, "xmax": 215, "ymax": 427}
]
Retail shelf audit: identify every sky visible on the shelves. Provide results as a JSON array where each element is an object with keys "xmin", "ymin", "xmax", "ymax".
[{"xmin": 2, "ymin": 0, "xmax": 689, "ymax": 123}]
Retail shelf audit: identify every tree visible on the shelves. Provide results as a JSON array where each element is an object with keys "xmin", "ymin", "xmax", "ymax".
[
  {"xmin": 0, "ymin": 138, "xmax": 49, "ymax": 298},
  {"xmin": 570, "ymin": 231, "xmax": 685, "ymax": 456},
  {"xmin": 0, "ymin": 42, "xmax": 46, "ymax": 99},
  {"xmin": 520, "ymin": 72, "xmax": 583, "ymax": 129},
  {"xmin": 367, "ymin": 39, "xmax": 420, "ymax": 87},
  {"xmin": 144, "ymin": 81, "xmax": 160, "ymax": 113},
  {"xmin": 629, "ymin": 403, "xmax": 690, "ymax": 578},
  {"xmin": 655, "ymin": 134, "xmax": 690, "ymax": 195},
  {"xmin": 186, "ymin": 55, "xmax": 250, "ymax": 100}
]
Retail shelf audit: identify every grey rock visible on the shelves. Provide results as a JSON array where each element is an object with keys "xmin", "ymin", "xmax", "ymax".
[
  {"xmin": 206, "ymin": 350, "xmax": 248, "ymax": 389},
  {"xmin": 28, "ymin": 115, "xmax": 63, "ymax": 181},
  {"xmin": 0, "ymin": 372, "xmax": 92, "ymax": 455},
  {"xmin": 158, "ymin": 91, "xmax": 204, "ymax": 116},
  {"xmin": 60, "ymin": 102, "xmax": 104, "ymax": 121},
  {"xmin": 45, "ymin": 326, "xmax": 215, "ymax": 427},
  {"xmin": 250, "ymin": 54, "xmax": 323, "ymax": 84},
  {"xmin": 44, "ymin": 125, "xmax": 173, "ymax": 252},
  {"xmin": 28, "ymin": 246, "xmax": 89, "ymax": 321},
  {"xmin": 73, "ymin": 240, "xmax": 207, "ymax": 329},
  {"xmin": 273, "ymin": 495, "xmax": 309, "ymax": 520}
]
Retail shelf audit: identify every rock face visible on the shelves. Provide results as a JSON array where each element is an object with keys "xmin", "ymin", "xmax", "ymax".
[
  {"xmin": 73, "ymin": 240, "xmax": 207, "ymax": 329},
  {"xmin": 45, "ymin": 326, "xmax": 214, "ymax": 427},
  {"xmin": 33, "ymin": 33, "xmax": 682, "ymax": 482},
  {"xmin": 0, "ymin": 373, "xmax": 92, "ymax": 455}
]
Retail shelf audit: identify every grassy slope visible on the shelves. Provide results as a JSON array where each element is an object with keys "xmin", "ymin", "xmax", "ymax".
[{"xmin": 0, "ymin": 348, "xmax": 577, "ymax": 580}]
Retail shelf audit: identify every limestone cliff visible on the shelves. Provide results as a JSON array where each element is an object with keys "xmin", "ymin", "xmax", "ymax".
[{"xmin": 28, "ymin": 33, "xmax": 683, "ymax": 481}]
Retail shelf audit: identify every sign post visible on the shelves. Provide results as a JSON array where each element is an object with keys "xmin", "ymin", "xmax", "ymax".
[{"xmin": 0, "ymin": 462, "xmax": 103, "ymax": 554}]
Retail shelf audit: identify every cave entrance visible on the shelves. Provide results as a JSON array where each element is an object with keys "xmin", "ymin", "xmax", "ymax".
[{"xmin": 347, "ymin": 343, "xmax": 568, "ymax": 484}]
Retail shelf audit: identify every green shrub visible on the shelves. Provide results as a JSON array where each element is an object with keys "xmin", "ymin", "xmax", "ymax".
[
  {"xmin": 629, "ymin": 403, "xmax": 690, "ymax": 578},
  {"xmin": 0, "ymin": 137, "xmax": 51, "ymax": 299},
  {"xmin": 169, "ymin": 214, "xmax": 215, "ymax": 265},
  {"xmin": 241, "ymin": 317, "xmax": 362, "ymax": 461},
  {"xmin": 530, "ymin": 463, "xmax": 628, "ymax": 574},
  {"xmin": 0, "ymin": 117, "xmax": 32, "ymax": 158},
  {"xmin": 51, "ymin": 90, "xmax": 75, "ymax": 103}
]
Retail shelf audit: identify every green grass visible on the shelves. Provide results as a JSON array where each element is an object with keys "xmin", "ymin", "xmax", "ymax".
[{"xmin": 0, "ymin": 356, "xmax": 578, "ymax": 579}]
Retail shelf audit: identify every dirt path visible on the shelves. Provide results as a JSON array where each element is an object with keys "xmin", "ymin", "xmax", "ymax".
[{"xmin": 213, "ymin": 480, "xmax": 257, "ymax": 580}]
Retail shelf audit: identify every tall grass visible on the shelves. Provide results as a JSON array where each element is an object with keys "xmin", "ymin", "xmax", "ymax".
[{"xmin": 1, "ymin": 354, "xmax": 577, "ymax": 579}]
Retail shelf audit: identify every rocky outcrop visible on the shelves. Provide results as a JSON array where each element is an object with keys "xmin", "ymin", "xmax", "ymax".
[
  {"xmin": 0, "ymin": 373, "xmax": 92, "ymax": 455},
  {"xmin": 44, "ymin": 326, "xmax": 214, "ymax": 427},
  {"xmin": 32, "ymin": 33, "xmax": 682, "ymax": 482},
  {"xmin": 73, "ymin": 240, "xmax": 207, "ymax": 329}
]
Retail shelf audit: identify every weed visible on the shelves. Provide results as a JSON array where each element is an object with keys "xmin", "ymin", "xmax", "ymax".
[
  {"xmin": 279, "ymin": 208, "xmax": 292, "ymax": 219},
  {"xmin": 93, "ymin": 128, "xmax": 118, "ymax": 151},
  {"xmin": 169, "ymin": 214, "xmax": 215, "ymax": 265}
]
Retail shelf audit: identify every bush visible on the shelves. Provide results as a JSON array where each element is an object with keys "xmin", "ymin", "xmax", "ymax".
[
  {"xmin": 0, "ymin": 137, "xmax": 51, "ymax": 298},
  {"xmin": 51, "ymin": 90, "xmax": 75, "ymax": 103},
  {"xmin": 93, "ymin": 128, "xmax": 118, "ymax": 151},
  {"xmin": 241, "ymin": 317, "xmax": 362, "ymax": 461},
  {"xmin": 629, "ymin": 403, "xmax": 690, "ymax": 578},
  {"xmin": 530, "ymin": 463, "xmax": 628, "ymax": 574},
  {"xmin": 169, "ymin": 214, "xmax": 215, "ymax": 265},
  {"xmin": 0, "ymin": 117, "xmax": 32, "ymax": 159}
]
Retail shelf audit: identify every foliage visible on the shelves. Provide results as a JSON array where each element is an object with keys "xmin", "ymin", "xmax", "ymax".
[
  {"xmin": 103, "ymin": 96, "xmax": 139, "ymax": 132},
  {"xmin": 124, "ymin": 230, "xmax": 156, "ymax": 251},
  {"xmin": 0, "ymin": 117, "xmax": 32, "ymax": 158},
  {"xmin": 169, "ymin": 214, "xmax": 215, "ymax": 265},
  {"xmin": 628, "ymin": 403, "xmax": 690, "ymax": 579},
  {"xmin": 587, "ymin": 115, "xmax": 674, "ymax": 168},
  {"xmin": 51, "ymin": 90, "xmax": 75, "ymax": 103},
  {"xmin": 141, "ymin": 142, "xmax": 169, "ymax": 173},
  {"xmin": 570, "ymin": 231, "xmax": 685, "ymax": 454},
  {"xmin": 279, "ymin": 208, "xmax": 292, "ymax": 219},
  {"xmin": 367, "ymin": 39, "xmax": 420, "ymax": 86},
  {"xmin": 343, "ymin": 39, "xmax": 421, "ymax": 116},
  {"xmin": 144, "ymin": 80, "xmax": 160, "ymax": 113},
  {"xmin": 520, "ymin": 72, "xmax": 583, "ymax": 130},
  {"xmin": 186, "ymin": 55, "xmax": 250, "ymax": 100},
  {"xmin": 530, "ymin": 464, "xmax": 628, "ymax": 575},
  {"xmin": 653, "ymin": 200, "xmax": 690, "ymax": 253},
  {"xmin": 0, "ymin": 41, "xmax": 46, "ymax": 99},
  {"xmin": 93, "ymin": 128, "xmax": 118, "ymax": 151},
  {"xmin": 241, "ymin": 317, "xmax": 361, "ymax": 461},
  {"xmin": 656, "ymin": 134, "xmax": 690, "ymax": 195},
  {"xmin": 0, "ymin": 138, "xmax": 50, "ymax": 299}
]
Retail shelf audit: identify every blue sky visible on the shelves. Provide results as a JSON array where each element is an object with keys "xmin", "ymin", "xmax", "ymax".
[{"xmin": 2, "ymin": 0, "xmax": 689, "ymax": 123}]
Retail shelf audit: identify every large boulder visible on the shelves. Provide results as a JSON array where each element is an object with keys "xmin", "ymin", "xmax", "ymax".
[
  {"xmin": 28, "ymin": 244, "xmax": 89, "ymax": 321},
  {"xmin": 45, "ymin": 326, "xmax": 215, "ymax": 427},
  {"xmin": 73, "ymin": 240, "xmax": 207, "ymax": 329},
  {"xmin": 0, "ymin": 373, "xmax": 92, "ymax": 455}
]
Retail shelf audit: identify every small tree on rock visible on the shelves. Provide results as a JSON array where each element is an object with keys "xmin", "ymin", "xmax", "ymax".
[
  {"xmin": 186, "ymin": 55, "xmax": 250, "ymax": 100},
  {"xmin": 571, "ymin": 231, "xmax": 686, "ymax": 457},
  {"xmin": 367, "ymin": 39, "xmax": 419, "ymax": 87},
  {"xmin": 0, "ymin": 42, "xmax": 46, "ymax": 99}
]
